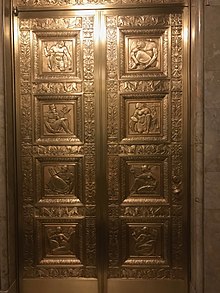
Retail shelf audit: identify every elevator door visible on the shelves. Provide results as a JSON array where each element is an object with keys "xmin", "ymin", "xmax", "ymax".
[{"xmin": 14, "ymin": 7, "xmax": 189, "ymax": 293}]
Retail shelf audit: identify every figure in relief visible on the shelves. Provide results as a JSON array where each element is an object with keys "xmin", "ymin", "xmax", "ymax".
[
  {"xmin": 45, "ymin": 165, "xmax": 75, "ymax": 195},
  {"xmin": 130, "ymin": 164, "xmax": 158, "ymax": 194},
  {"xmin": 44, "ymin": 41, "xmax": 72, "ymax": 72},
  {"xmin": 132, "ymin": 226, "xmax": 158, "ymax": 256},
  {"xmin": 47, "ymin": 226, "xmax": 74, "ymax": 255},
  {"xmin": 44, "ymin": 104, "xmax": 72, "ymax": 134},
  {"xmin": 130, "ymin": 39, "xmax": 158, "ymax": 70},
  {"xmin": 129, "ymin": 103, "xmax": 159, "ymax": 134}
]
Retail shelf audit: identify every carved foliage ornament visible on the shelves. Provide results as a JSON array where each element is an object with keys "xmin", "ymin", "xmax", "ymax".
[
  {"xmin": 18, "ymin": 14, "xmax": 97, "ymax": 278},
  {"xmin": 106, "ymin": 11, "xmax": 185, "ymax": 280},
  {"xmin": 17, "ymin": 0, "xmax": 185, "ymax": 7}
]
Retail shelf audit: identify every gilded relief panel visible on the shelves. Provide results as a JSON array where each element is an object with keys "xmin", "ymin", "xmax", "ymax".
[
  {"xmin": 36, "ymin": 221, "xmax": 83, "ymax": 266},
  {"xmin": 119, "ymin": 28, "xmax": 169, "ymax": 79},
  {"xmin": 33, "ymin": 31, "xmax": 81, "ymax": 81},
  {"xmin": 34, "ymin": 95, "xmax": 83, "ymax": 144},
  {"xmin": 35, "ymin": 157, "xmax": 83, "ymax": 203},
  {"xmin": 124, "ymin": 222, "xmax": 169, "ymax": 265},
  {"xmin": 120, "ymin": 94, "xmax": 169, "ymax": 143},
  {"xmin": 120, "ymin": 156, "xmax": 169, "ymax": 204}
]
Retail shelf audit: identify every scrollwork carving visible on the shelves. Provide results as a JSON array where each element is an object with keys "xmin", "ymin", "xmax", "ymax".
[
  {"xmin": 85, "ymin": 220, "xmax": 96, "ymax": 266},
  {"xmin": 31, "ymin": 17, "xmax": 82, "ymax": 30},
  {"xmin": 85, "ymin": 157, "xmax": 96, "ymax": 204},
  {"xmin": 109, "ymin": 220, "xmax": 120, "ymax": 266},
  {"xmin": 118, "ymin": 15, "xmax": 170, "ymax": 27},
  {"xmin": 106, "ymin": 24, "xmax": 118, "ymax": 80},
  {"xmin": 121, "ymin": 206, "xmax": 170, "ymax": 218},
  {"xmin": 120, "ymin": 267, "xmax": 184, "ymax": 279},
  {"xmin": 108, "ymin": 156, "xmax": 120, "ymax": 202},
  {"xmin": 20, "ymin": 95, "xmax": 32, "ymax": 140},
  {"xmin": 32, "ymin": 145, "xmax": 83, "ymax": 156},
  {"xmin": 22, "ymin": 158, "xmax": 33, "ymax": 202},
  {"xmin": 171, "ymin": 92, "xmax": 183, "ymax": 142},
  {"xmin": 118, "ymin": 144, "xmax": 171, "ymax": 156},
  {"xmin": 172, "ymin": 206, "xmax": 184, "ymax": 267},
  {"xmin": 171, "ymin": 161, "xmax": 183, "ymax": 203},
  {"xmin": 84, "ymin": 94, "xmax": 95, "ymax": 143},
  {"xmin": 119, "ymin": 80, "xmax": 170, "ymax": 93},
  {"xmin": 23, "ymin": 205, "xmax": 34, "ymax": 263},
  {"xmin": 24, "ymin": 267, "xmax": 84, "ymax": 278},
  {"xmin": 33, "ymin": 82, "xmax": 82, "ymax": 94},
  {"xmin": 36, "ymin": 206, "xmax": 82, "ymax": 218},
  {"xmin": 18, "ymin": 0, "xmax": 185, "ymax": 7}
]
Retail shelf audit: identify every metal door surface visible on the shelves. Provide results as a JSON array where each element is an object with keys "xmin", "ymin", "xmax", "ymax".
[{"xmin": 14, "ymin": 2, "xmax": 189, "ymax": 293}]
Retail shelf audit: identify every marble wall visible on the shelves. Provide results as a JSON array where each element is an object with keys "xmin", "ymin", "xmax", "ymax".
[
  {"xmin": 204, "ymin": 2, "xmax": 220, "ymax": 293},
  {"xmin": 0, "ymin": 1, "xmax": 17, "ymax": 293}
]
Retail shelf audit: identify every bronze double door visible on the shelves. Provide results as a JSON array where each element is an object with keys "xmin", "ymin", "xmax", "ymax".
[{"xmin": 15, "ymin": 6, "xmax": 189, "ymax": 293}]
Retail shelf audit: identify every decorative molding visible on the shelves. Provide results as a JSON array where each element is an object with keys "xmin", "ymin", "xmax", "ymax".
[{"xmin": 17, "ymin": 0, "xmax": 186, "ymax": 8}]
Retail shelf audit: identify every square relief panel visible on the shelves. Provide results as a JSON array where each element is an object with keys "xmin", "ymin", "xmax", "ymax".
[
  {"xmin": 120, "ymin": 156, "xmax": 169, "ymax": 204},
  {"xmin": 35, "ymin": 157, "xmax": 83, "ymax": 204},
  {"xmin": 34, "ymin": 95, "xmax": 83, "ymax": 145},
  {"xmin": 123, "ymin": 221, "xmax": 169, "ymax": 266},
  {"xmin": 35, "ymin": 220, "xmax": 84, "ymax": 266},
  {"xmin": 119, "ymin": 28, "xmax": 169, "ymax": 79},
  {"xmin": 120, "ymin": 94, "xmax": 169, "ymax": 143},
  {"xmin": 33, "ymin": 31, "xmax": 81, "ymax": 81}
]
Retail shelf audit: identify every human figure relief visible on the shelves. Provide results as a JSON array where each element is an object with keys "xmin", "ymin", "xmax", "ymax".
[
  {"xmin": 132, "ymin": 226, "xmax": 158, "ymax": 256},
  {"xmin": 130, "ymin": 39, "xmax": 158, "ymax": 70},
  {"xmin": 44, "ymin": 41, "xmax": 72, "ymax": 72},
  {"xmin": 46, "ymin": 165, "xmax": 75, "ymax": 195},
  {"xmin": 130, "ymin": 164, "xmax": 158, "ymax": 194},
  {"xmin": 129, "ymin": 103, "xmax": 159, "ymax": 134},
  {"xmin": 44, "ymin": 104, "xmax": 72, "ymax": 135},
  {"xmin": 47, "ymin": 226, "xmax": 74, "ymax": 255}
]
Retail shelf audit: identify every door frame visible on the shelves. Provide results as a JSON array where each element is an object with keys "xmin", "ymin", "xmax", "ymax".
[{"xmin": 0, "ymin": 0, "xmax": 204, "ymax": 292}]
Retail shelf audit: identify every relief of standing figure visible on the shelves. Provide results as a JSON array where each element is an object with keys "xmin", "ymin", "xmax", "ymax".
[{"xmin": 44, "ymin": 41, "xmax": 72, "ymax": 72}]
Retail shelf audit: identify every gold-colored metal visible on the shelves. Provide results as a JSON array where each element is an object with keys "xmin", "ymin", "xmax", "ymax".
[
  {"xmin": 15, "ymin": 10, "xmax": 98, "ymax": 292},
  {"xmin": 102, "ymin": 7, "xmax": 189, "ymax": 292},
  {"xmin": 14, "ymin": 5, "xmax": 190, "ymax": 293},
  {"xmin": 15, "ymin": 0, "xmax": 187, "ymax": 11}
]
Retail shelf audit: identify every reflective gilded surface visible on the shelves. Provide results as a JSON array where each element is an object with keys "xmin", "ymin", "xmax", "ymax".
[
  {"xmin": 14, "ymin": 5, "xmax": 189, "ymax": 293},
  {"xmin": 16, "ymin": 0, "xmax": 186, "ymax": 9},
  {"xmin": 16, "ymin": 12, "xmax": 97, "ymax": 281}
]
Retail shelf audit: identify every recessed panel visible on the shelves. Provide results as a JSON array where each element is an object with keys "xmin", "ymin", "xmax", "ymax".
[
  {"xmin": 127, "ymin": 37, "xmax": 160, "ymax": 72},
  {"xmin": 33, "ymin": 31, "xmax": 81, "ymax": 81},
  {"xmin": 36, "ymin": 220, "xmax": 84, "ymax": 266},
  {"xmin": 119, "ymin": 28, "xmax": 169, "ymax": 79},
  {"xmin": 120, "ymin": 94, "xmax": 168, "ymax": 143},
  {"xmin": 123, "ymin": 221, "xmax": 169, "ymax": 265},
  {"xmin": 35, "ymin": 157, "xmax": 83, "ymax": 204},
  {"xmin": 120, "ymin": 156, "xmax": 169, "ymax": 204},
  {"xmin": 34, "ymin": 95, "xmax": 83, "ymax": 144}
]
